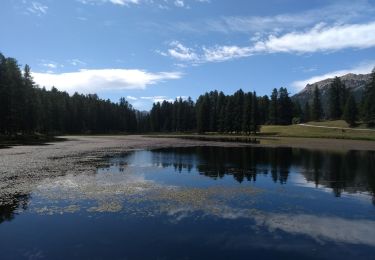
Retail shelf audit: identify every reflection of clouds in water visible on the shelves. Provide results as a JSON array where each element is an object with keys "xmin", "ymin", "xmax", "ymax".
[
  {"xmin": 34, "ymin": 167, "xmax": 165, "ymax": 204},
  {"xmin": 165, "ymin": 206, "xmax": 375, "ymax": 247},
  {"xmin": 256, "ymin": 213, "xmax": 375, "ymax": 247},
  {"xmin": 22, "ymin": 248, "xmax": 45, "ymax": 260},
  {"xmin": 291, "ymin": 170, "xmax": 373, "ymax": 203},
  {"xmin": 33, "ymin": 165, "xmax": 375, "ymax": 247}
]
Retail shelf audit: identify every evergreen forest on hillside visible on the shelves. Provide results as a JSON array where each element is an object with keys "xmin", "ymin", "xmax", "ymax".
[{"xmin": 1, "ymin": 52, "xmax": 375, "ymax": 136}]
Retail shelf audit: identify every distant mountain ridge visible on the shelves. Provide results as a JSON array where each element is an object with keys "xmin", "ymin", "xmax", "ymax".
[{"xmin": 292, "ymin": 72, "xmax": 371, "ymax": 114}]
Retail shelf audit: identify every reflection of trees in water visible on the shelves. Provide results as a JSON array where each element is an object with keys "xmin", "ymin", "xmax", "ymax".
[
  {"xmin": 152, "ymin": 147, "xmax": 293, "ymax": 184},
  {"xmin": 152, "ymin": 147, "xmax": 375, "ymax": 200},
  {"xmin": 0, "ymin": 194, "xmax": 29, "ymax": 224},
  {"xmin": 298, "ymin": 150, "xmax": 375, "ymax": 200}
]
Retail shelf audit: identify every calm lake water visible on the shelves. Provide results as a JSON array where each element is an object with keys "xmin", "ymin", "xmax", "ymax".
[{"xmin": 1, "ymin": 146, "xmax": 375, "ymax": 259}]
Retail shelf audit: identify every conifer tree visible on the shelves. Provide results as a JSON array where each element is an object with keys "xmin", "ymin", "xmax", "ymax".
[
  {"xmin": 362, "ymin": 68, "xmax": 375, "ymax": 126},
  {"xmin": 269, "ymin": 88, "xmax": 278, "ymax": 124},
  {"xmin": 328, "ymin": 77, "xmax": 342, "ymax": 119},
  {"xmin": 343, "ymin": 94, "xmax": 358, "ymax": 127},
  {"xmin": 303, "ymin": 102, "xmax": 311, "ymax": 123},
  {"xmin": 312, "ymin": 87, "xmax": 323, "ymax": 121}
]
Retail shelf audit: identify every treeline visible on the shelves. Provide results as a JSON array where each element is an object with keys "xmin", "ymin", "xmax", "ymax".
[
  {"xmin": 300, "ymin": 71, "xmax": 375, "ymax": 126},
  {"xmin": 1, "ymin": 52, "xmax": 375, "ymax": 136},
  {"xmin": 0, "ymin": 53, "xmax": 138, "ymax": 135},
  {"xmin": 150, "ymin": 87, "xmax": 298, "ymax": 133}
]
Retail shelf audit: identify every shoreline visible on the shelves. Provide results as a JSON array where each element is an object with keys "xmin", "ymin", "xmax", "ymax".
[{"xmin": 1, "ymin": 135, "xmax": 374, "ymax": 209}]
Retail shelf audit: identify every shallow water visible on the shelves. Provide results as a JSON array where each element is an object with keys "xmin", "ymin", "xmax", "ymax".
[{"xmin": 1, "ymin": 146, "xmax": 374, "ymax": 259}]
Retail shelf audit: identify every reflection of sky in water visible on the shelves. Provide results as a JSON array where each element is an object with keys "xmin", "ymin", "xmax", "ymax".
[{"xmin": 1, "ymin": 147, "xmax": 375, "ymax": 259}]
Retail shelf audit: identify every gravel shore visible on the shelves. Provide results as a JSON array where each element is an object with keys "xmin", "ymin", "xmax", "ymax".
[{"xmin": 1, "ymin": 135, "xmax": 374, "ymax": 207}]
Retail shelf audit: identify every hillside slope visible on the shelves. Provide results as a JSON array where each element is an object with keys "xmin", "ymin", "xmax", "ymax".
[{"xmin": 292, "ymin": 73, "xmax": 371, "ymax": 114}]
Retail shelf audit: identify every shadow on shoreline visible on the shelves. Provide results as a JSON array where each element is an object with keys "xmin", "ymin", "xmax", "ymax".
[{"xmin": 0, "ymin": 135, "xmax": 67, "ymax": 149}]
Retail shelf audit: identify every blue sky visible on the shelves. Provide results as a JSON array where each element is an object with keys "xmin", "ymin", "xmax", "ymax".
[{"xmin": 1, "ymin": 0, "xmax": 375, "ymax": 110}]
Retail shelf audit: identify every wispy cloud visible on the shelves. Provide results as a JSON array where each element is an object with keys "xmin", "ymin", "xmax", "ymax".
[
  {"xmin": 174, "ymin": 0, "xmax": 185, "ymax": 8},
  {"xmin": 77, "ymin": 0, "xmax": 207, "ymax": 8},
  {"xmin": 171, "ymin": 1, "xmax": 375, "ymax": 34},
  {"xmin": 202, "ymin": 45, "xmax": 253, "ymax": 62},
  {"xmin": 163, "ymin": 21, "xmax": 375, "ymax": 64},
  {"xmin": 32, "ymin": 69, "xmax": 182, "ymax": 94},
  {"xmin": 69, "ymin": 59, "xmax": 87, "ymax": 66},
  {"xmin": 126, "ymin": 95, "xmax": 138, "ymax": 100},
  {"xmin": 39, "ymin": 60, "xmax": 64, "ymax": 71},
  {"xmin": 253, "ymin": 22, "xmax": 375, "ymax": 53},
  {"xmin": 77, "ymin": 0, "xmax": 139, "ymax": 6},
  {"xmin": 26, "ymin": 1, "xmax": 48, "ymax": 16},
  {"xmin": 163, "ymin": 41, "xmax": 199, "ymax": 62},
  {"xmin": 291, "ymin": 61, "xmax": 375, "ymax": 91},
  {"xmin": 140, "ymin": 96, "xmax": 174, "ymax": 103}
]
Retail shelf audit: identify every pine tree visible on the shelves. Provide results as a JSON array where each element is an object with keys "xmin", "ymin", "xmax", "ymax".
[
  {"xmin": 328, "ymin": 77, "xmax": 342, "ymax": 119},
  {"xmin": 224, "ymin": 96, "xmax": 235, "ymax": 133},
  {"xmin": 250, "ymin": 91, "xmax": 260, "ymax": 133},
  {"xmin": 269, "ymin": 88, "xmax": 278, "ymax": 124},
  {"xmin": 216, "ymin": 92, "xmax": 226, "ymax": 132},
  {"xmin": 292, "ymin": 101, "xmax": 302, "ymax": 122},
  {"xmin": 362, "ymin": 68, "xmax": 375, "ymax": 126},
  {"xmin": 233, "ymin": 89, "xmax": 244, "ymax": 132},
  {"xmin": 258, "ymin": 95, "xmax": 269, "ymax": 125},
  {"xmin": 303, "ymin": 102, "xmax": 311, "ymax": 123},
  {"xmin": 343, "ymin": 94, "xmax": 358, "ymax": 127},
  {"xmin": 278, "ymin": 87, "xmax": 293, "ymax": 125},
  {"xmin": 242, "ymin": 92, "xmax": 253, "ymax": 134},
  {"xmin": 196, "ymin": 94, "xmax": 210, "ymax": 133},
  {"xmin": 312, "ymin": 87, "xmax": 323, "ymax": 121}
]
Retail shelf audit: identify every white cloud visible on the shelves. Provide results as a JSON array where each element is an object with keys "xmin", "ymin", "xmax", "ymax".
[
  {"xmin": 32, "ymin": 69, "xmax": 182, "ymax": 94},
  {"xmin": 174, "ymin": 0, "xmax": 185, "ymax": 8},
  {"xmin": 291, "ymin": 62, "xmax": 375, "ymax": 91},
  {"xmin": 203, "ymin": 45, "xmax": 253, "ymax": 62},
  {"xmin": 42, "ymin": 63, "xmax": 57, "ymax": 69},
  {"xmin": 126, "ymin": 95, "xmax": 138, "ymax": 100},
  {"xmin": 254, "ymin": 22, "xmax": 375, "ymax": 53},
  {"xmin": 77, "ymin": 0, "xmax": 206, "ymax": 8},
  {"xmin": 163, "ymin": 21, "xmax": 375, "ymax": 64},
  {"xmin": 167, "ymin": 41, "xmax": 199, "ymax": 62},
  {"xmin": 69, "ymin": 59, "xmax": 87, "ymax": 66},
  {"xmin": 77, "ymin": 0, "xmax": 139, "ymax": 6},
  {"xmin": 140, "ymin": 96, "xmax": 174, "ymax": 103},
  {"xmin": 39, "ymin": 60, "xmax": 64, "ymax": 71},
  {"xmin": 26, "ymin": 1, "xmax": 48, "ymax": 16},
  {"xmin": 171, "ymin": 1, "xmax": 375, "ymax": 34}
]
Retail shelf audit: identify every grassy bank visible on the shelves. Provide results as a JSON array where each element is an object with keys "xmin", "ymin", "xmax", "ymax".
[
  {"xmin": 145, "ymin": 121, "xmax": 375, "ymax": 142},
  {"xmin": 303, "ymin": 120, "xmax": 373, "ymax": 129},
  {"xmin": 259, "ymin": 124, "xmax": 375, "ymax": 141}
]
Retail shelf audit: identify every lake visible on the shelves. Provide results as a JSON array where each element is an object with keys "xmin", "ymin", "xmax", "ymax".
[{"xmin": 1, "ymin": 146, "xmax": 374, "ymax": 259}]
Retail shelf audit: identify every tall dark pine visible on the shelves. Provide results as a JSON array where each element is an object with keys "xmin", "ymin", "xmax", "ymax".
[
  {"xmin": 303, "ymin": 102, "xmax": 311, "ymax": 123},
  {"xmin": 362, "ymin": 68, "xmax": 375, "ymax": 126},
  {"xmin": 224, "ymin": 96, "xmax": 235, "ymax": 133},
  {"xmin": 233, "ymin": 89, "xmax": 244, "ymax": 132},
  {"xmin": 258, "ymin": 95, "xmax": 269, "ymax": 125},
  {"xmin": 0, "ymin": 53, "xmax": 7, "ymax": 133},
  {"xmin": 328, "ymin": 77, "xmax": 342, "ymax": 119},
  {"xmin": 269, "ymin": 88, "xmax": 278, "ymax": 124},
  {"xmin": 292, "ymin": 101, "xmax": 303, "ymax": 122},
  {"xmin": 250, "ymin": 91, "xmax": 260, "ymax": 133},
  {"xmin": 343, "ymin": 94, "xmax": 358, "ymax": 127},
  {"xmin": 196, "ymin": 94, "xmax": 210, "ymax": 133},
  {"xmin": 216, "ymin": 92, "xmax": 226, "ymax": 132},
  {"xmin": 328, "ymin": 76, "xmax": 348, "ymax": 120},
  {"xmin": 277, "ymin": 87, "xmax": 293, "ymax": 125},
  {"xmin": 242, "ymin": 92, "xmax": 253, "ymax": 134},
  {"xmin": 312, "ymin": 87, "xmax": 323, "ymax": 121}
]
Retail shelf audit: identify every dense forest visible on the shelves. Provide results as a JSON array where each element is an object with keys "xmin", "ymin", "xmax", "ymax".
[{"xmin": 1, "ymin": 53, "xmax": 374, "ymax": 135}]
